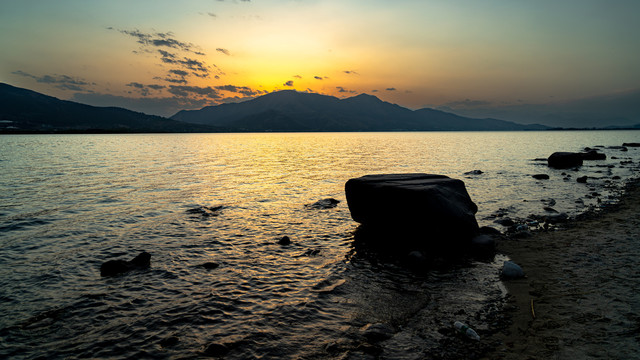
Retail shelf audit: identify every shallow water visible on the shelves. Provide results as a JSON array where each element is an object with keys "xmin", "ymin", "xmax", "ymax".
[{"xmin": 0, "ymin": 131, "xmax": 638, "ymax": 358}]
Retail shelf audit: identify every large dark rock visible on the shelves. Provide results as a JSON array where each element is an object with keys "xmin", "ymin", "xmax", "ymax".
[
  {"xmin": 100, "ymin": 252, "xmax": 151, "ymax": 276},
  {"xmin": 623, "ymin": 143, "xmax": 640, "ymax": 147},
  {"xmin": 345, "ymin": 174, "xmax": 479, "ymax": 242},
  {"xmin": 547, "ymin": 152, "xmax": 583, "ymax": 169}
]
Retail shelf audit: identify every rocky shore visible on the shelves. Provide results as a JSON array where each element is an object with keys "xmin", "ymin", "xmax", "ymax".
[{"xmin": 484, "ymin": 178, "xmax": 640, "ymax": 359}]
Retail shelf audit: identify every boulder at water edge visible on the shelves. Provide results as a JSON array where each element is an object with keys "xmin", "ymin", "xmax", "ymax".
[
  {"xmin": 547, "ymin": 152, "xmax": 583, "ymax": 169},
  {"xmin": 345, "ymin": 174, "xmax": 479, "ymax": 242}
]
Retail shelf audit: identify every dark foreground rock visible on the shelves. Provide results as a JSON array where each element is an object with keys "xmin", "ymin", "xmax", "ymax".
[
  {"xmin": 532, "ymin": 174, "xmax": 549, "ymax": 180},
  {"xmin": 100, "ymin": 252, "xmax": 151, "ymax": 276},
  {"xmin": 345, "ymin": 174, "xmax": 479, "ymax": 243},
  {"xmin": 623, "ymin": 142, "xmax": 640, "ymax": 147},
  {"xmin": 547, "ymin": 152, "xmax": 583, "ymax": 169}
]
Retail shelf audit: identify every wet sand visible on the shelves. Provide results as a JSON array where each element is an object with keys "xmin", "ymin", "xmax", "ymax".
[{"xmin": 484, "ymin": 180, "xmax": 640, "ymax": 359}]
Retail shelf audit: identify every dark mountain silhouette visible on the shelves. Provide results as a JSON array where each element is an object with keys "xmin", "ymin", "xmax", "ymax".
[
  {"xmin": 172, "ymin": 90, "xmax": 548, "ymax": 131},
  {"xmin": 0, "ymin": 83, "xmax": 220, "ymax": 133}
]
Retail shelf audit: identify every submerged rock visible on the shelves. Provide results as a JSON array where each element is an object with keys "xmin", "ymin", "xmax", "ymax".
[
  {"xmin": 361, "ymin": 323, "xmax": 394, "ymax": 342},
  {"xmin": 345, "ymin": 174, "xmax": 479, "ymax": 243},
  {"xmin": 100, "ymin": 252, "xmax": 151, "ymax": 277},
  {"xmin": 306, "ymin": 198, "xmax": 340, "ymax": 209},
  {"xmin": 278, "ymin": 236, "xmax": 292, "ymax": 245},
  {"xmin": 464, "ymin": 170, "xmax": 483, "ymax": 175},
  {"xmin": 547, "ymin": 152, "xmax": 583, "ymax": 169},
  {"xmin": 186, "ymin": 205, "xmax": 224, "ymax": 217},
  {"xmin": 200, "ymin": 262, "xmax": 220, "ymax": 270}
]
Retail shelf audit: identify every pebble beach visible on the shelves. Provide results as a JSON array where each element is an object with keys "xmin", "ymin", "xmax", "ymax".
[{"xmin": 484, "ymin": 179, "xmax": 640, "ymax": 359}]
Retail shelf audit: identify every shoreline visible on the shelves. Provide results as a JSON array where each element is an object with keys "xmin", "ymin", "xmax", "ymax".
[{"xmin": 483, "ymin": 178, "xmax": 640, "ymax": 359}]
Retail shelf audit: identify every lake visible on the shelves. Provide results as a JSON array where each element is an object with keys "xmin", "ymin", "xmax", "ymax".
[{"xmin": 1, "ymin": 131, "xmax": 638, "ymax": 359}]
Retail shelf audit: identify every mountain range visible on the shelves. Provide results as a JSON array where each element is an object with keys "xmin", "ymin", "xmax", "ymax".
[
  {"xmin": 1, "ymin": 82, "xmax": 550, "ymax": 133},
  {"xmin": 0, "ymin": 83, "xmax": 220, "ymax": 133},
  {"xmin": 172, "ymin": 90, "xmax": 548, "ymax": 132}
]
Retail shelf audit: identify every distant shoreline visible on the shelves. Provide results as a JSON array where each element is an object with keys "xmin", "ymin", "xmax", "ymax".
[{"xmin": 2, "ymin": 128, "xmax": 640, "ymax": 135}]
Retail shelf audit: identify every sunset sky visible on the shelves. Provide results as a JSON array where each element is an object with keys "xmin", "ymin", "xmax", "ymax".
[{"xmin": 1, "ymin": 0, "xmax": 639, "ymax": 119}]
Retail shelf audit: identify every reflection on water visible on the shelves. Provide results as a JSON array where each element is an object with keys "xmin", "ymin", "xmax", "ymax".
[{"xmin": 0, "ymin": 131, "xmax": 638, "ymax": 358}]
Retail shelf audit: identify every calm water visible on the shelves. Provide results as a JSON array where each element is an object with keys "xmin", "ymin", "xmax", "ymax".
[{"xmin": 1, "ymin": 131, "xmax": 639, "ymax": 359}]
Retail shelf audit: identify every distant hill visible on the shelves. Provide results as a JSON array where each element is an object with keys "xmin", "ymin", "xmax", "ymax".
[
  {"xmin": 0, "ymin": 83, "xmax": 220, "ymax": 133},
  {"xmin": 172, "ymin": 90, "xmax": 549, "ymax": 131}
]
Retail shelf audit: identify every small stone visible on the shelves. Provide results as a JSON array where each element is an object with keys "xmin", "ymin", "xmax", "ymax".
[
  {"xmin": 494, "ymin": 218, "xmax": 515, "ymax": 227},
  {"xmin": 201, "ymin": 262, "xmax": 220, "ymax": 270},
  {"xmin": 307, "ymin": 198, "xmax": 340, "ymax": 209},
  {"xmin": 577, "ymin": 176, "xmax": 588, "ymax": 183},
  {"xmin": 278, "ymin": 236, "xmax": 292, "ymax": 245},
  {"xmin": 546, "ymin": 212, "xmax": 569, "ymax": 224},
  {"xmin": 502, "ymin": 261, "xmax": 525, "ymax": 279},
  {"xmin": 464, "ymin": 170, "xmax": 483, "ymax": 175},
  {"xmin": 532, "ymin": 174, "xmax": 549, "ymax": 180}
]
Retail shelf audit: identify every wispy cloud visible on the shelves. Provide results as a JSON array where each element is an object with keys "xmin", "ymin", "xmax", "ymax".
[
  {"xmin": 314, "ymin": 76, "xmax": 323, "ymax": 80},
  {"xmin": 12, "ymin": 70, "xmax": 93, "ymax": 91},
  {"xmin": 118, "ymin": 29, "xmax": 204, "ymax": 55},
  {"xmin": 216, "ymin": 48, "xmax": 231, "ymax": 56},
  {"xmin": 284, "ymin": 80, "xmax": 294, "ymax": 87},
  {"xmin": 214, "ymin": 85, "xmax": 261, "ymax": 96},
  {"xmin": 126, "ymin": 82, "xmax": 165, "ymax": 96},
  {"xmin": 167, "ymin": 85, "xmax": 221, "ymax": 99},
  {"xmin": 343, "ymin": 70, "xmax": 359, "ymax": 75},
  {"xmin": 336, "ymin": 86, "xmax": 356, "ymax": 93},
  {"xmin": 386, "ymin": 87, "xmax": 396, "ymax": 91},
  {"xmin": 293, "ymin": 75, "xmax": 302, "ymax": 79}
]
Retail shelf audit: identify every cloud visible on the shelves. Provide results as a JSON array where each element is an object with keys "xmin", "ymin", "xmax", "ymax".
[
  {"xmin": 117, "ymin": 29, "xmax": 204, "ymax": 55},
  {"xmin": 343, "ymin": 70, "xmax": 359, "ymax": 75},
  {"xmin": 216, "ymin": 48, "xmax": 231, "ymax": 56},
  {"xmin": 168, "ymin": 69, "xmax": 189, "ymax": 77},
  {"xmin": 116, "ymin": 29, "xmax": 214, "ymax": 82},
  {"xmin": 293, "ymin": 75, "xmax": 302, "ymax": 79},
  {"xmin": 336, "ymin": 86, "xmax": 356, "ymax": 93},
  {"xmin": 208, "ymin": 12, "xmax": 217, "ymax": 18},
  {"xmin": 159, "ymin": 77, "xmax": 188, "ymax": 84},
  {"xmin": 12, "ymin": 70, "xmax": 93, "ymax": 91},
  {"xmin": 386, "ymin": 87, "xmax": 396, "ymax": 91},
  {"xmin": 126, "ymin": 82, "xmax": 166, "ymax": 96},
  {"xmin": 167, "ymin": 85, "xmax": 221, "ymax": 99},
  {"xmin": 284, "ymin": 80, "xmax": 294, "ymax": 87},
  {"xmin": 314, "ymin": 76, "xmax": 323, "ymax": 80},
  {"xmin": 157, "ymin": 50, "xmax": 210, "ymax": 78},
  {"xmin": 214, "ymin": 85, "xmax": 261, "ymax": 96}
]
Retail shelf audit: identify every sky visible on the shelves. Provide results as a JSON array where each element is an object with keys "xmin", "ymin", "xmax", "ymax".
[{"xmin": 1, "ymin": 0, "xmax": 639, "ymax": 123}]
